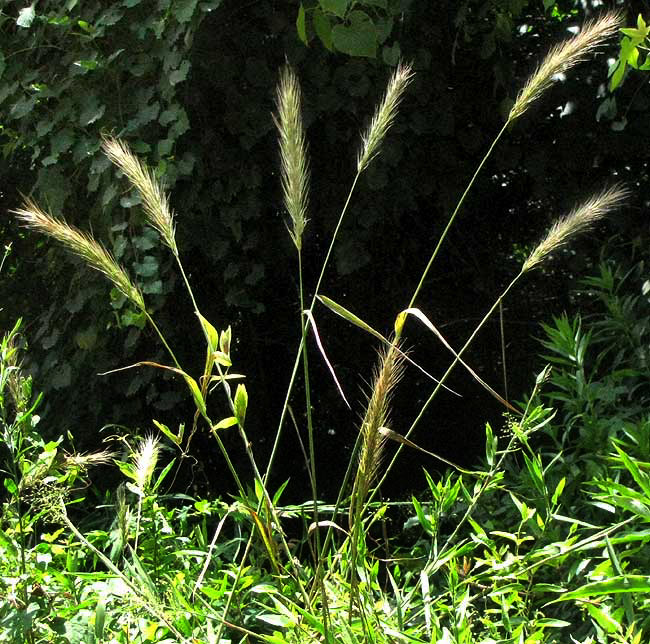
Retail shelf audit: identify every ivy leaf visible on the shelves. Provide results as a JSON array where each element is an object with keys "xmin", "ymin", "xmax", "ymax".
[
  {"xmin": 10, "ymin": 95, "xmax": 37, "ymax": 119},
  {"xmin": 142, "ymin": 279, "xmax": 163, "ymax": 294},
  {"xmin": 320, "ymin": 0, "xmax": 349, "ymax": 19},
  {"xmin": 51, "ymin": 128, "xmax": 75, "ymax": 157},
  {"xmin": 331, "ymin": 10, "xmax": 377, "ymax": 58},
  {"xmin": 157, "ymin": 138, "xmax": 173, "ymax": 156},
  {"xmin": 17, "ymin": 4, "xmax": 36, "ymax": 28},
  {"xmin": 173, "ymin": 0, "xmax": 199, "ymax": 23},
  {"xmin": 382, "ymin": 41, "xmax": 401, "ymax": 66},
  {"xmin": 51, "ymin": 363, "xmax": 72, "ymax": 389},
  {"xmin": 134, "ymin": 255, "xmax": 159, "ymax": 278},
  {"xmin": 74, "ymin": 327, "xmax": 98, "ymax": 351},
  {"xmin": 169, "ymin": 60, "xmax": 191, "ymax": 85},
  {"xmin": 79, "ymin": 97, "xmax": 106, "ymax": 126},
  {"xmin": 159, "ymin": 108, "xmax": 178, "ymax": 126},
  {"xmin": 313, "ymin": 7, "xmax": 333, "ymax": 51},
  {"xmin": 120, "ymin": 193, "xmax": 142, "ymax": 208}
]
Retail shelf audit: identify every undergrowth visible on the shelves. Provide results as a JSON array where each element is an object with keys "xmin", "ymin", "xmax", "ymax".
[{"xmin": 3, "ymin": 11, "xmax": 650, "ymax": 643}]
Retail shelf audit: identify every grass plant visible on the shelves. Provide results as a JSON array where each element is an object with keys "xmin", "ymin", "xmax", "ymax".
[{"xmin": 6, "ymin": 10, "xmax": 650, "ymax": 643}]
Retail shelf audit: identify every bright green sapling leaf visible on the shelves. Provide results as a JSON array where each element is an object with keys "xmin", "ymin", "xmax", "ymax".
[{"xmin": 234, "ymin": 383, "xmax": 248, "ymax": 425}]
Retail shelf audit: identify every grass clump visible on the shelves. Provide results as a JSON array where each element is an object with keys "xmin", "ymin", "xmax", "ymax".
[{"xmin": 6, "ymin": 11, "xmax": 650, "ymax": 643}]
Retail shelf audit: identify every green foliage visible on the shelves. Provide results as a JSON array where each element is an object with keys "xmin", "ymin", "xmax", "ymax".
[
  {"xmin": 296, "ymin": 0, "xmax": 406, "ymax": 61},
  {"xmin": 4, "ymin": 5, "xmax": 650, "ymax": 642},
  {"xmin": 599, "ymin": 13, "xmax": 650, "ymax": 130}
]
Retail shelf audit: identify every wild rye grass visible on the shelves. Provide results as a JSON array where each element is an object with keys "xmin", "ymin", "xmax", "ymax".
[{"xmin": 4, "ymin": 10, "xmax": 650, "ymax": 643}]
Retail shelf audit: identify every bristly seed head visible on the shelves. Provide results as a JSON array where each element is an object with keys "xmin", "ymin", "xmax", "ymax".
[
  {"xmin": 523, "ymin": 184, "xmax": 629, "ymax": 273},
  {"xmin": 274, "ymin": 65, "xmax": 310, "ymax": 251},
  {"xmin": 509, "ymin": 12, "xmax": 622, "ymax": 123},
  {"xmin": 354, "ymin": 342, "xmax": 405, "ymax": 505},
  {"xmin": 357, "ymin": 62, "xmax": 414, "ymax": 174},
  {"xmin": 134, "ymin": 434, "xmax": 161, "ymax": 494},
  {"xmin": 102, "ymin": 136, "xmax": 178, "ymax": 257},
  {"xmin": 13, "ymin": 199, "xmax": 145, "ymax": 310}
]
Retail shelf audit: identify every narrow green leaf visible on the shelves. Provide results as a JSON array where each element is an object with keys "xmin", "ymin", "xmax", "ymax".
[
  {"xmin": 94, "ymin": 600, "xmax": 106, "ymax": 640},
  {"xmin": 614, "ymin": 445, "xmax": 650, "ymax": 500},
  {"xmin": 303, "ymin": 310, "xmax": 350, "ymax": 408},
  {"xmin": 152, "ymin": 418, "xmax": 181, "ymax": 446},
  {"xmin": 552, "ymin": 575, "xmax": 650, "ymax": 602},
  {"xmin": 212, "ymin": 351, "xmax": 232, "ymax": 367},
  {"xmin": 219, "ymin": 325, "xmax": 231, "ymax": 355},
  {"xmin": 234, "ymin": 383, "xmax": 248, "ymax": 425},
  {"xmin": 152, "ymin": 458, "xmax": 176, "ymax": 492},
  {"xmin": 197, "ymin": 311, "xmax": 219, "ymax": 352},
  {"xmin": 551, "ymin": 477, "xmax": 566, "ymax": 505},
  {"xmin": 296, "ymin": 4, "xmax": 308, "ymax": 44},
  {"xmin": 399, "ymin": 307, "xmax": 519, "ymax": 413},
  {"xmin": 213, "ymin": 416, "xmax": 238, "ymax": 430},
  {"xmin": 318, "ymin": 294, "xmax": 386, "ymax": 342},
  {"xmin": 523, "ymin": 453, "xmax": 546, "ymax": 497},
  {"xmin": 585, "ymin": 603, "xmax": 621, "ymax": 634},
  {"xmin": 485, "ymin": 423, "xmax": 496, "ymax": 467},
  {"xmin": 184, "ymin": 374, "xmax": 208, "ymax": 421}
]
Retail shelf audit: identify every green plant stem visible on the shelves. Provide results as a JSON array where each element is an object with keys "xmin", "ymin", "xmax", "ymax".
[
  {"xmin": 299, "ymin": 252, "xmax": 319, "ymax": 535},
  {"xmin": 264, "ymin": 171, "xmax": 361, "ymax": 483},
  {"xmin": 144, "ymin": 312, "xmax": 182, "ymax": 370},
  {"xmin": 60, "ymin": 500, "xmax": 191, "ymax": 643},
  {"xmin": 214, "ymin": 537, "xmax": 254, "ymax": 644},
  {"xmin": 167, "ymin": 250, "xmax": 304, "ymax": 592},
  {"xmin": 406, "ymin": 121, "xmax": 509, "ymax": 311},
  {"xmin": 298, "ymin": 251, "xmax": 331, "ymax": 635},
  {"xmin": 369, "ymin": 273, "xmax": 522, "ymax": 509}
]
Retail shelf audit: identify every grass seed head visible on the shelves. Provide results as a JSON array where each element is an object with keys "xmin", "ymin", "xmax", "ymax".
[
  {"xmin": 509, "ymin": 12, "xmax": 622, "ymax": 123},
  {"xmin": 357, "ymin": 62, "xmax": 414, "ymax": 174},
  {"xmin": 355, "ymin": 342, "xmax": 405, "ymax": 502},
  {"xmin": 523, "ymin": 184, "xmax": 629, "ymax": 273},
  {"xmin": 102, "ymin": 136, "xmax": 178, "ymax": 256},
  {"xmin": 275, "ymin": 65, "xmax": 310, "ymax": 251},
  {"xmin": 134, "ymin": 434, "xmax": 161, "ymax": 494},
  {"xmin": 13, "ymin": 199, "xmax": 145, "ymax": 310}
]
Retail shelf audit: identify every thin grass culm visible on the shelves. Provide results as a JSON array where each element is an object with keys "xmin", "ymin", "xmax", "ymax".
[
  {"xmin": 13, "ymin": 200, "xmax": 145, "ymax": 311},
  {"xmin": 370, "ymin": 184, "xmax": 629, "ymax": 509},
  {"xmin": 264, "ymin": 61, "xmax": 413, "ymax": 488},
  {"xmin": 274, "ymin": 64, "xmax": 317, "ymax": 521}
]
